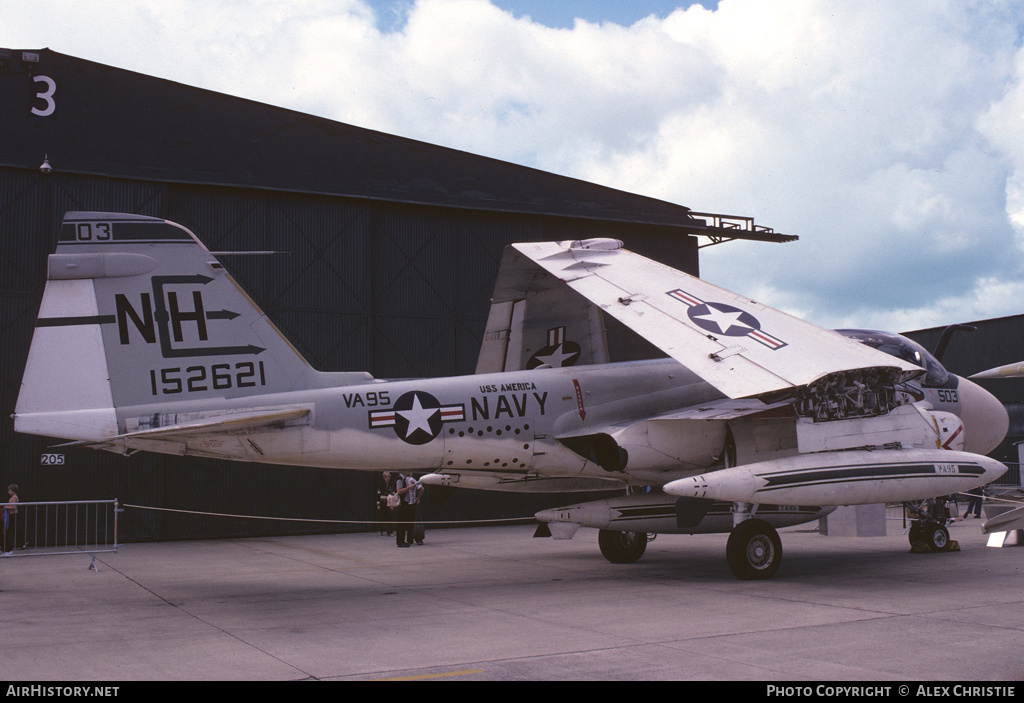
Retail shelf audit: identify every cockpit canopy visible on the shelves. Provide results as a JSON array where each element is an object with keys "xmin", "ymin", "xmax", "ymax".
[{"xmin": 837, "ymin": 329, "xmax": 949, "ymax": 388}]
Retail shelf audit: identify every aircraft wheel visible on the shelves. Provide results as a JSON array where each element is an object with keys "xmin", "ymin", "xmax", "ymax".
[
  {"xmin": 726, "ymin": 519, "xmax": 782, "ymax": 580},
  {"xmin": 598, "ymin": 529, "xmax": 647, "ymax": 564},
  {"xmin": 923, "ymin": 523, "xmax": 950, "ymax": 551}
]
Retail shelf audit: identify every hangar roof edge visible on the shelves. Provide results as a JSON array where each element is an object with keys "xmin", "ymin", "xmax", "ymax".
[{"xmin": 0, "ymin": 48, "xmax": 793, "ymax": 242}]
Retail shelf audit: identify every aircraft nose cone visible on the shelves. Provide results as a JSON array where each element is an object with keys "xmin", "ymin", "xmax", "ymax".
[
  {"xmin": 978, "ymin": 454, "xmax": 1009, "ymax": 485},
  {"xmin": 957, "ymin": 377, "xmax": 1009, "ymax": 455}
]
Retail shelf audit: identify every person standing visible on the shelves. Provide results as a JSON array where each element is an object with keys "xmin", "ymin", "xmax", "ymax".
[
  {"xmin": 408, "ymin": 475, "xmax": 425, "ymax": 545},
  {"xmin": 3, "ymin": 484, "xmax": 19, "ymax": 555},
  {"xmin": 377, "ymin": 471, "xmax": 396, "ymax": 536},
  {"xmin": 965, "ymin": 487, "xmax": 984, "ymax": 518},
  {"xmin": 394, "ymin": 473, "xmax": 419, "ymax": 548}
]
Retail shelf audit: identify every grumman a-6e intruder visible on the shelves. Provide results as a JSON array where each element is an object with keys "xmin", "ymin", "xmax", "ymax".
[{"xmin": 15, "ymin": 213, "xmax": 1009, "ymax": 579}]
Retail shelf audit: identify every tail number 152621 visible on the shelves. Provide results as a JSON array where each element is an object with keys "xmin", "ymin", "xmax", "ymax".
[{"xmin": 150, "ymin": 361, "xmax": 267, "ymax": 395}]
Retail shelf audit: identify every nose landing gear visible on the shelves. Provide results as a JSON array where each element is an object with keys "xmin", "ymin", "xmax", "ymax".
[{"xmin": 906, "ymin": 498, "xmax": 959, "ymax": 553}]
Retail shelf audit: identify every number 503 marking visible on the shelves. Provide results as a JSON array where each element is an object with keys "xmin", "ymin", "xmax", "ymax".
[{"xmin": 936, "ymin": 389, "xmax": 959, "ymax": 403}]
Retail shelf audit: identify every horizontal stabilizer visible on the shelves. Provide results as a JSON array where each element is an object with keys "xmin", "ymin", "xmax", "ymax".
[
  {"xmin": 118, "ymin": 407, "xmax": 310, "ymax": 440},
  {"xmin": 56, "ymin": 408, "xmax": 311, "ymax": 449}
]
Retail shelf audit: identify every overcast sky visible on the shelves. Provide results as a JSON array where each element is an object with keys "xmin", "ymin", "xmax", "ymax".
[{"xmin": 6, "ymin": 0, "xmax": 1024, "ymax": 335}]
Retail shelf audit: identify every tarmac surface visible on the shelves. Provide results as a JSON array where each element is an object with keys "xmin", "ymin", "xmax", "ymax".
[{"xmin": 1, "ymin": 516, "xmax": 1022, "ymax": 682}]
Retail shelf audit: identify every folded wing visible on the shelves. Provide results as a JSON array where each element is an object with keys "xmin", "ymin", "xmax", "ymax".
[{"xmin": 509, "ymin": 240, "xmax": 922, "ymax": 399}]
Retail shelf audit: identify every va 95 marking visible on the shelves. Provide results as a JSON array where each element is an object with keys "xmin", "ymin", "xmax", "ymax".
[
  {"xmin": 342, "ymin": 391, "xmax": 390, "ymax": 408},
  {"xmin": 149, "ymin": 361, "xmax": 267, "ymax": 395}
]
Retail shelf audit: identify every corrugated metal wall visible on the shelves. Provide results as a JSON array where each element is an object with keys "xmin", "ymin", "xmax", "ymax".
[{"xmin": 0, "ymin": 166, "xmax": 699, "ymax": 541}]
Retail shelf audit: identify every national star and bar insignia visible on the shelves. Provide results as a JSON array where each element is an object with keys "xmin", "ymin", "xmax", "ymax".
[
  {"xmin": 527, "ymin": 326, "xmax": 581, "ymax": 369},
  {"xmin": 368, "ymin": 390, "xmax": 465, "ymax": 445},
  {"xmin": 667, "ymin": 289, "xmax": 787, "ymax": 350}
]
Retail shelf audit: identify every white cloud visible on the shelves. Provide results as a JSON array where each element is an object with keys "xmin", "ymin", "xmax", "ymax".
[
  {"xmin": 575, "ymin": 0, "xmax": 1024, "ymax": 329},
  {"xmin": 5, "ymin": 0, "xmax": 1024, "ymax": 332},
  {"xmin": 978, "ymin": 41, "xmax": 1024, "ymax": 245}
]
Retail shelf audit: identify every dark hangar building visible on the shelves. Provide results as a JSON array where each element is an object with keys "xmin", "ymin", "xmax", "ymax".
[
  {"xmin": 904, "ymin": 317, "xmax": 1024, "ymax": 486},
  {"xmin": 0, "ymin": 48, "xmax": 793, "ymax": 541}
]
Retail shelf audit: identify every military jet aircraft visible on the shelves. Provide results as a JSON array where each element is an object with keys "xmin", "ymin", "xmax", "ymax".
[{"xmin": 14, "ymin": 212, "xmax": 1009, "ymax": 579}]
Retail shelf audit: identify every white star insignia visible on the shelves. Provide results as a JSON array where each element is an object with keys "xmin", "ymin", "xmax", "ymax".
[
  {"xmin": 397, "ymin": 394, "xmax": 438, "ymax": 438},
  {"xmin": 692, "ymin": 306, "xmax": 751, "ymax": 335},
  {"xmin": 533, "ymin": 343, "xmax": 576, "ymax": 368}
]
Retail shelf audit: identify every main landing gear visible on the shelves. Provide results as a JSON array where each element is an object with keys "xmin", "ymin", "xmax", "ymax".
[
  {"xmin": 726, "ymin": 518, "xmax": 783, "ymax": 580},
  {"xmin": 595, "ymin": 507, "xmax": 785, "ymax": 580},
  {"xmin": 598, "ymin": 529, "xmax": 649, "ymax": 563}
]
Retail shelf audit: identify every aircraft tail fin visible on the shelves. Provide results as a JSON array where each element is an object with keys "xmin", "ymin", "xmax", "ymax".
[
  {"xmin": 15, "ymin": 212, "xmax": 371, "ymax": 442},
  {"xmin": 476, "ymin": 244, "xmax": 609, "ymax": 373}
]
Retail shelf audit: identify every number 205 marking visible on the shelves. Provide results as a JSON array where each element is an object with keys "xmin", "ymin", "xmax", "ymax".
[{"xmin": 150, "ymin": 361, "xmax": 267, "ymax": 395}]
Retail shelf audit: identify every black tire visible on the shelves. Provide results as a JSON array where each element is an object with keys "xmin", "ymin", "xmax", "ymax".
[
  {"xmin": 923, "ymin": 523, "xmax": 949, "ymax": 551},
  {"xmin": 908, "ymin": 522, "xmax": 925, "ymax": 546},
  {"xmin": 726, "ymin": 519, "xmax": 782, "ymax": 580},
  {"xmin": 598, "ymin": 529, "xmax": 647, "ymax": 564}
]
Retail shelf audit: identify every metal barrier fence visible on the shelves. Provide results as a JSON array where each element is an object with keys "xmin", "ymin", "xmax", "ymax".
[
  {"xmin": 2, "ymin": 501, "xmax": 119, "ymax": 566},
  {"xmin": 995, "ymin": 462, "xmax": 1022, "ymax": 487}
]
